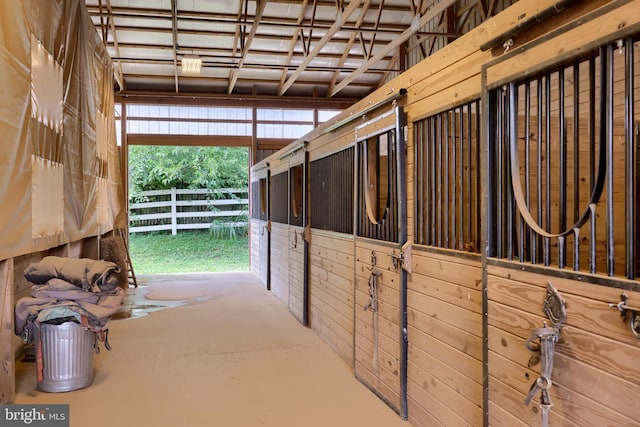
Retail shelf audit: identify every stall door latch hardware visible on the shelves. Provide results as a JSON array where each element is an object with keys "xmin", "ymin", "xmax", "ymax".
[{"xmin": 608, "ymin": 292, "xmax": 640, "ymax": 338}]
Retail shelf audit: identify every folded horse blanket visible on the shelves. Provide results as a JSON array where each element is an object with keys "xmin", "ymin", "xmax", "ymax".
[
  {"xmin": 24, "ymin": 256, "xmax": 121, "ymax": 293},
  {"xmin": 14, "ymin": 279, "xmax": 125, "ymax": 341}
]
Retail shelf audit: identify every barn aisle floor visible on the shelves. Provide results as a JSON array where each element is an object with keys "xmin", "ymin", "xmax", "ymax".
[{"xmin": 14, "ymin": 272, "xmax": 407, "ymax": 427}]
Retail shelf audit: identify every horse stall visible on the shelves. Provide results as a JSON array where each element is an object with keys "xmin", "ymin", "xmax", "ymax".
[
  {"xmin": 250, "ymin": 164, "xmax": 270, "ymax": 289},
  {"xmin": 250, "ymin": 0, "xmax": 640, "ymax": 426},
  {"xmin": 483, "ymin": 1, "xmax": 640, "ymax": 425},
  {"xmin": 265, "ymin": 147, "xmax": 308, "ymax": 324}
]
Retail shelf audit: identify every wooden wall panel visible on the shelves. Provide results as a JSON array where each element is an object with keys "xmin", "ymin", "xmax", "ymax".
[
  {"xmin": 270, "ymin": 222, "xmax": 289, "ymax": 305},
  {"xmin": 407, "ymin": 250, "xmax": 483, "ymax": 427},
  {"xmin": 487, "ymin": 265, "xmax": 640, "ymax": 427},
  {"xmin": 354, "ymin": 240, "xmax": 402, "ymax": 412},
  {"xmin": 288, "ymin": 226, "xmax": 305, "ymax": 322},
  {"xmin": 0, "ymin": 259, "xmax": 14, "ymax": 404},
  {"xmin": 308, "ymin": 230, "xmax": 355, "ymax": 366},
  {"xmin": 250, "ymin": 218, "xmax": 261, "ymax": 277}
]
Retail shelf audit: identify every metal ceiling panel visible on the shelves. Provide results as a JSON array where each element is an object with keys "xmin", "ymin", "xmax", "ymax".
[{"xmin": 84, "ymin": 0, "xmax": 504, "ymax": 103}]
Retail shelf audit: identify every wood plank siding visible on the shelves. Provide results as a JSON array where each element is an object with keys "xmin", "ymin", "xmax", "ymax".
[{"xmin": 249, "ymin": 1, "xmax": 640, "ymax": 426}]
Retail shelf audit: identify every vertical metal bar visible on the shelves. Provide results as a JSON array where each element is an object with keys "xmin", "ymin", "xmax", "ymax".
[
  {"xmin": 544, "ymin": 73, "xmax": 551, "ymax": 266},
  {"xmin": 460, "ymin": 105, "xmax": 467, "ymax": 249},
  {"xmin": 395, "ymin": 106, "xmax": 409, "ymax": 420},
  {"xmin": 625, "ymin": 36, "xmax": 635, "ymax": 280},
  {"xmin": 536, "ymin": 77, "xmax": 543, "ymax": 265},
  {"xmin": 523, "ymin": 82, "xmax": 531, "ymax": 263},
  {"xmin": 496, "ymin": 87, "xmax": 504, "ymax": 258},
  {"xmin": 437, "ymin": 115, "xmax": 443, "ymax": 247},
  {"xmin": 453, "ymin": 108, "xmax": 459, "ymax": 250},
  {"xmin": 589, "ymin": 55, "xmax": 597, "ymax": 273},
  {"xmin": 458, "ymin": 106, "xmax": 464, "ymax": 250},
  {"xmin": 507, "ymin": 84, "xmax": 515, "ymax": 261},
  {"xmin": 302, "ymin": 148, "xmax": 309, "ymax": 326},
  {"xmin": 266, "ymin": 170, "xmax": 272, "ymax": 291},
  {"xmin": 480, "ymin": 71, "xmax": 490, "ymax": 427},
  {"xmin": 417, "ymin": 122, "xmax": 423, "ymax": 243},
  {"xmin": 573, "ymin": 62, "xmax": 580, "ymax": 270},
  {"xmin": 487, "ymin": 91, "xmax": 496, "ymax": 257},
  {"xmin": 444, "ymin": 112, "xmax": 450, "ymax": 249},
  {"xmin": 590, "ymin": 203, "xmax": 597, "ymax": 274},
  {"xmin": 431, "ymin": 117, "xmax": 437, "ymax": 245},
  {"xmin": 606, "ymin": 43, "xmax": 615, "ymax": 277},
  {"xmin": 573, "ymin": 227, "xmax": 580, "ymax": 271},
  {"xmin": 422, "ymin": 121, "xmax": 428, "ymax": 245},
  {"xmin": 559, "ymin": 67, "xmax": 567, "ymax": 269},
  {"xmin": 475, "ymin": 100, "xmax": 481, "ymax": 252}
]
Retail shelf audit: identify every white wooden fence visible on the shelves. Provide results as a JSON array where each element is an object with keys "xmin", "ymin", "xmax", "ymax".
[{"xmin": 129, "ymin": 188, "xmax": 249, "ymax": 234}]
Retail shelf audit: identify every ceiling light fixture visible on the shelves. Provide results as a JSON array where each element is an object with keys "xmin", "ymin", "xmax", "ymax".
[{"xmin": 181, "ymin": 55, "xmax": 202, "ymax": 75}]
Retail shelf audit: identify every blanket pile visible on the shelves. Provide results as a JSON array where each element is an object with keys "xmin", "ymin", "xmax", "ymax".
[{"xmin": 15, "ymin": 256, "xmax": 125, "ymax": 348}]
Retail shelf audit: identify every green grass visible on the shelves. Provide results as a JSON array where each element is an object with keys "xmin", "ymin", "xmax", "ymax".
[{"xmin": 128, "ymin": 232, "xmax": 250, "ymax": 274}]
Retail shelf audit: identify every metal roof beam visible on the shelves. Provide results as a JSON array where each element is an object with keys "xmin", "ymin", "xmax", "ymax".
[
  {"xmin": 329, "ymin": 0, "xmax": 457, "ymax": 97},
  {"xmin": 279, "ymin": 0, "xmax": 363, "ymax": 96}
]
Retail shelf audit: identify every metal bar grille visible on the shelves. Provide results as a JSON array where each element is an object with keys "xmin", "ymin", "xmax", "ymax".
[
  {"xmin": 356, "ymin": 129, "xmax": 398, "ymax": 242},
  {"xmin": 489, "ymin": 37, "xmax": 640, "ymax": 280},
  {"xmin": 415, "ymin": 100, "xmax": 481, "ymax": 252},
  {"xmin": 289, "ymin": 165, "xmax": 304, "ymax": 227},
  {"xmin": 309, "ymin": 148, "xmax": 354, "ymax": 234},
  {"xmin": 270, "ymin": 171, "xmax": 289, "ymax": 224},
  {"xmin": 251, "ymin": 180, "xmax": 261, "ymax": 219}
]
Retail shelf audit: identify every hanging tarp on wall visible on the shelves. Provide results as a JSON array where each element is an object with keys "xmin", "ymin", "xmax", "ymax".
[{"xmin": 0, "ymin": 0, "xmax": 125, "ymax": 261}]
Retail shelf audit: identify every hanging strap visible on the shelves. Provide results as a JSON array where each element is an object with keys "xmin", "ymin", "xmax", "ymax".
[
  {"xmin": 364, "ymin": 269, "xmax": 382, "ymax": 372},
  {"xmin": 525, "ymin": 325, "xmax": 560, "ymax": 427}
]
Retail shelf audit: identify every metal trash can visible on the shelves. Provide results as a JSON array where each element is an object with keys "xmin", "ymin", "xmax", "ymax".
[{"xmin": 36, "ymin": 321, "xmax": 95, "ymax": 392}]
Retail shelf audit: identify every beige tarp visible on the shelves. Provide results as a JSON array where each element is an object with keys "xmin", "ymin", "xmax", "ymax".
[{"xmin": 0, "ymin": 0, "xmax": 125, "ymax": 261}]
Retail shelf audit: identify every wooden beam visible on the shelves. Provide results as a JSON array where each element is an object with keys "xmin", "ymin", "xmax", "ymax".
[
  {"xmin": 257, "ymin": 138, "xmax": 296, "ymax": 150},
  {"xmin": 279, "ymin": 0, "xmax": 363, "ymax": 96},
  {"xmin": 329, "ymin": 0, "xmax": 457, "ymax": 97},
  {"xmin": 228, "ymin": 0, "xmax": 268, "ymax": 94},
  {"xmin": 327, "ymin": 0, "xmax": 371, "ymax": 95},
  {"xmin": 0, "ymin": 259, "xmax": 15, "ymax": 404},
  {"xmin": 127, "ymin": 134, "xmax": 253, "ymax": 147},
  {"xmin": 115, "ymin": 92, "xmax": 358, "ymax": 109},
  {"xmin": 106, "ymin": 0, "xmax": 126, "ymax": 91},
  {"xmin": 279, "ymin": 0, "xmax": 310, "ymax": 89}
]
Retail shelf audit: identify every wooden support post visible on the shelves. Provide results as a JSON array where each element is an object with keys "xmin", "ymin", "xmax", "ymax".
[{"xmin": 0, "ymin": 258, "xmax": 15, "ymax": 403}]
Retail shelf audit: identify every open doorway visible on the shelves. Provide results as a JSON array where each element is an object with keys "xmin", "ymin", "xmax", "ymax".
[{"xmin": 127, "ymin": 145, "xmax": 250, "ymax": 274}]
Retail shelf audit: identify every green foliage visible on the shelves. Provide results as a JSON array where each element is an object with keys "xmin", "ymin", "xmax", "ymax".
[
  {"xmin": 128, "ymin": 146, "xmax": 249, "ymax": 193},
  {"xmin": 209, "ymin": 209, "xmax": 249, "ymax": 239}
]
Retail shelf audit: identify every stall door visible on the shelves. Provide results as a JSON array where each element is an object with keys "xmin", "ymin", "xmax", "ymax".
[{"xmin": 287, "ymin": 150, "xmax": 308, "ymax": 325}]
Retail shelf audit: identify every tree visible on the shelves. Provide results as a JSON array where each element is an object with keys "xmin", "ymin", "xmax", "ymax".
[{"xmin": 128, "ymin": 146, "xmax": 249, "ymax": 196}]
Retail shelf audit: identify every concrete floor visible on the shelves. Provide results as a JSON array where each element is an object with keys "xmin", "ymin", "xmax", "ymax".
[{"xmin": 14, "ymin": 272, "xmax": 407, "ymax": 427}]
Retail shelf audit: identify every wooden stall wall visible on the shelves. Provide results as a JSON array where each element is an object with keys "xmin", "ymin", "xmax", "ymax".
[
  {"xmin": 354, "ymin": 239, "xmax": 403, "ymax": 412},
  {"xmin": 352, "ymin": 107, "xmax": 406, "ymax": 414},
  {"xmin": 398, "ymin": 0, "xmax": 505, "ymax": 423},
  {"xmin": 249, "ymin": 164, "xmax": 270, "ymax": 288},
  {"xmin": 268, "ymin": 163, "xmax": 290, "ymax": 306},
  {"xmin": 306, "ymin": 127, "xmax": 357, "ymax": 367},
  {"xmin": 308, "ymin": 231, "xmax": 356, "ymax": 367},
  {"xmin": 483, "ymin": 1, "xmax": 640, "ymax": 426},
  {"xmin": 287, "ymin": 151, "xmax": 307, "ymax": 324},
  {"xmin": 247, "ymin": 2, "xmax": 640, "ymax": 426}
]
